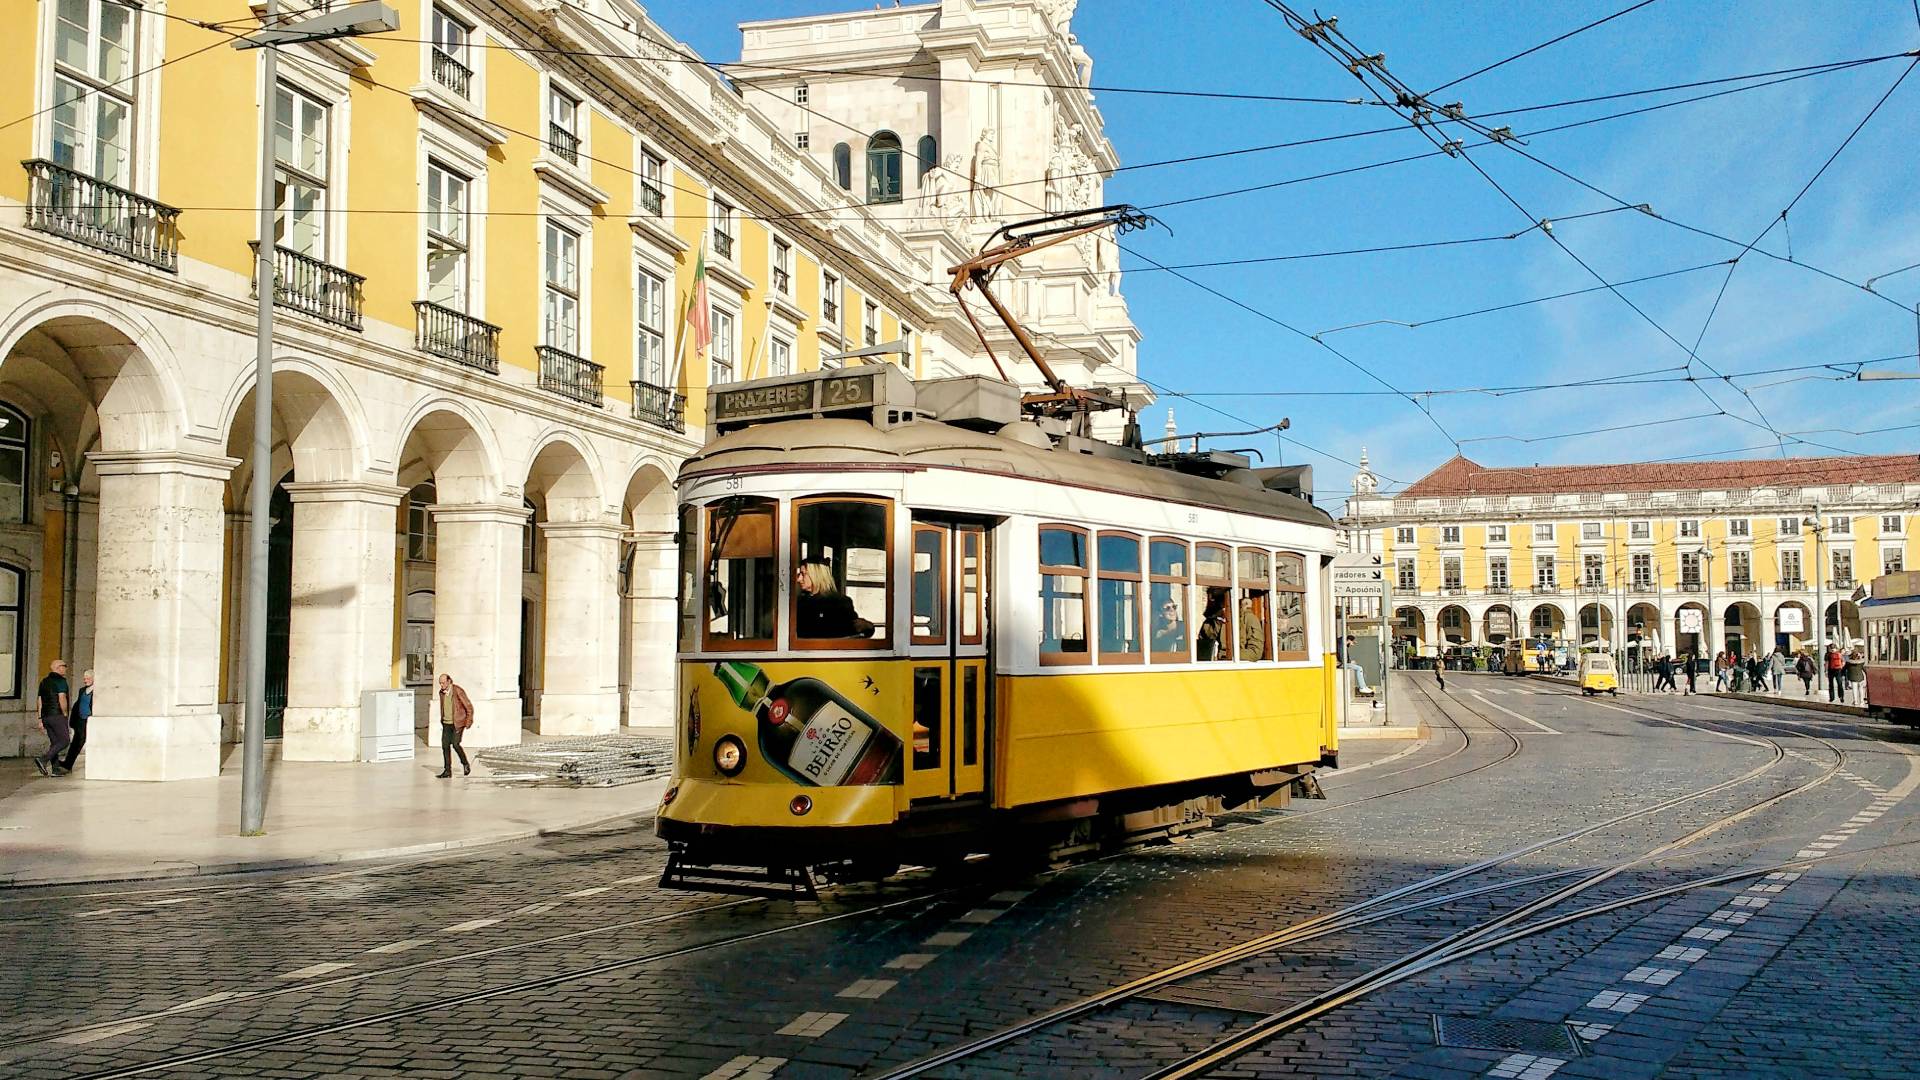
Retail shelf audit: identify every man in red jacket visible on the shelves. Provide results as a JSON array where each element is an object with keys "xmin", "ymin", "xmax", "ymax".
[
  {"xmin": 1825, "ymin": 645, "xmax": 1846, "ymax": 703},
  {"xmin": 436, "ymin": 673, "xmax": 475, "ymax": 778}
]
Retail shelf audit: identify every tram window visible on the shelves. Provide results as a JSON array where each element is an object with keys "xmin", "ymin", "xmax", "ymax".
[
  {"xmin": 912, "ymin": 665, "xmax": 941, "ymax": 769},
  {"xmin": 794, "ymin": 498, "xmax": 891, "ymax": 646},
  {"xmin": 1039, "ymin": 525, "xmax": 1089, "ymax": 664},
  {"xmin": 677, "ymin": 504, "xmax": 698, "ymax": 649},
  {"xmin": 1097, "ymin": 532, "xmax": 1144, "ymax": 663},
  {"xmin": 1237, "ymin": 548, "xmax": 1272, "ymax": 662},
  {"xmin": 912, "ymin": 525, "xmax": 947, "ymax": 645},
  {"xmin": 959, "ymin": 528, "xmax": 985, "ymax": 645},
  {"xmin": 1274, "ymin": 552, "xmax": 1308, "ymax": 660},
  {"xmin": 704, "ymin": 497, "xmax": 777, "ymax": 649},
  {"xmin": 1149, "ymin": 538, "xmax": 1190, "ymax": 663},
  {"xmin": 1196, "ymin": 543, "xmax": 1232, "ymax": 662}
]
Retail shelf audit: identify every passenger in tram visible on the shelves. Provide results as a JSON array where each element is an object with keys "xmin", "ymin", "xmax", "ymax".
[
  {"xmin": 794, "ymin": 560, "xmax": 872, "ymax": 639},
  {"xmin": 1238, "ymin": 598, "xmax": 1266, "ymax": 661},
  {"xmin": 1152, "ymin": 598, "xmax": 1186, "ymax": 655},
  {"xmin": 1196, "ymin": 590, "xmax": 1229, "ymax": 661}
]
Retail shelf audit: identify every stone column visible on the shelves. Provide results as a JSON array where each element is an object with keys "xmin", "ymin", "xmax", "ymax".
[
  {"xmin": 84, "ymin": 450, "xmax": 236, "ymax": 781},
  {"xmin": 280, "ymin": 481, "xmax": 405, "ymax": 761},
  {"xmin": 625, "ymin": 532, "xmax": 678, "ymax": 729},
  {"xmin": 537, "ymin": 520, "xmax": 623, "ymax": 736},
  {"xmin": 430, "ymin": 502, "xmax": 525, "ymax": 748}
]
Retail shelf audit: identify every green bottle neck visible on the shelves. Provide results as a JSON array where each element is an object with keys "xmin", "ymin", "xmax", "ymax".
[{"xmin": 712, "ymin": 661, "xmax": 771, "ymax": 712}]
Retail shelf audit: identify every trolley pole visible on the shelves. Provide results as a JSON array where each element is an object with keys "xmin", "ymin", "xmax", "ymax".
[
  {"xmin": 1811, "ymin": 507, "xmax": 1826, "ymax": 668},
  {"xmin": 1380, "ymin": 569, "xmax": 1392, "ymax": 721}
]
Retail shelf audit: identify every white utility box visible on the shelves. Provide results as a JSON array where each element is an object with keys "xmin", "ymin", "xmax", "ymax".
[{"xmin": 359, "ymin": 689, "xmax": 417, "ymax": 762}]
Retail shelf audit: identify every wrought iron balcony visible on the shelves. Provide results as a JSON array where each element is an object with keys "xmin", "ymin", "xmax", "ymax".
[
  {"xmin": 431, "ymin": 48, "xmax": 472, "ymax": 98},
  {"xmin": 1830, "ymin": 578, "xmax": 1855, "ymax": 591},
  {"xmin": 1679, "ymin": 581, "xmax": 1703, "ymax": 592},
  {"xmin": 413, "ymin": 301, "xmax": 499, "ymax": 373},
  {"xmin": 249, "ymin": 242, "xmax": 364, "ymax": 330},
  {"xmin": 822, "ymin": 297, "xmax": 839, "ymax": 324},
  {"xmin": 712, "ymin": 229, "xmax": 734, "ymax": 260},
  {"xmin": 1780, "ymin": 578, "xmax": 1805, "ymax": 591},
  {"xmin": 549, "ymin": 123, "xmax": 579, "ymax": 164},
  {"xmin": 638, "ymin": 181, "xmax": 664, "ymax": 215},
  {"xmin": 1629, "ymin": 583, "xmax": 1658, "ymax": 594},
  {"xmin": 1443, "ymin": 586, "xmax": 1467, "ymax": 596},
  {"xmin": 1581, "ymin": 581, "xmax": 1607, "ymax": 592},
  {"xmin": 773, "ymin": 265, "xmax": 791, "ymax": 295},
  {"xmin": 23, "ymin": 159, "xmax": 180, "ymax": 272},
  {"xmin": 1726, "ymin": 580, "xmax": 1756, "ymax": 592},
  {"xmin": 631, "ymin": 379, "xmax": 686, "ymax": 432},
  {"xmin": 1531, "ymin": 584, "xmax": 1560, "ymax": 594},
  {"xmin": 537, "ymin": 345, "xmax": 602, "ymax": 407}
]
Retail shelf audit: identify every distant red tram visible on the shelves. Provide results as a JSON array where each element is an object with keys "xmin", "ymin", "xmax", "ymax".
[{"xmin": 1863, "ymin": 571, "xmax": 1920, "ymax": 726}]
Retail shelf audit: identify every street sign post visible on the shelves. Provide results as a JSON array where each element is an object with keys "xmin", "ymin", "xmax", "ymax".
[{"xmin": 1332, "ymin": 553, "xmax": 1389, "ymax": 719}]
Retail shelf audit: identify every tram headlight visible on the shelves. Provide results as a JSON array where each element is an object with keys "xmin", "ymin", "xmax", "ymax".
[{"xmin": 713, "ymin": 735, "xmax": 747, "ymax": 777}]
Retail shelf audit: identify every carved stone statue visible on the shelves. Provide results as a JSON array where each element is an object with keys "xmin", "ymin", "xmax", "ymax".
[
  {"xmin": 926, "ymin": 153, "xmax": 965, "ymax": 229},
  {"xmin": 970, "ymin": 128, "xmax": 1002, "ymax": 225},
  {"xmin": 1036, "ymin": 0, "xmax": 1077, "ymax": 34}
]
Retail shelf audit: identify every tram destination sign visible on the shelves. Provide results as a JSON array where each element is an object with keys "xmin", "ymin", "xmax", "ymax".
[
  {"xmin": 1331, "ymin": 553, "xmax": 1385, "ymax": 598},
  {"xmin": 711, "ymin": 373, "xmax": 878, "ymax": 424}
]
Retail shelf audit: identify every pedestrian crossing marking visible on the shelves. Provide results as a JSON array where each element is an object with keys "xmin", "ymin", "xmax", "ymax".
[
  {"xmin": 366, "ymin": 938, "xmax": 434, "ymax": 954},
  {"xmin": 279, "ymin": 961, "xmax": 353, "ymax": 979},
  {"xmin": 701, "ymin": 1055, "xmax": 786, "ymax": 1080},
  {"xmin": 884, "ymin": 953, "xmax": 938, "ymax": 970},
  {"xmin": 55, "ymin": 1021, "xmax": 151, "ymax": 1045},
  {"xmin": 836, "ymin": 978, "xmax": 896, "ymax": 999},
  {"xmin": 444, "ymin": 917, "xmax": 500, "ymax": 932},
  {"xmin": 775, "ymin": 1011, "xmax": 847, "ymax": 1038}
]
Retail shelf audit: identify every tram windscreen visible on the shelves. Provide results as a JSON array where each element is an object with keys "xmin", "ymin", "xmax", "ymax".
[
  {"xmin": 706, "ymin": 497, "xmax": 777, "ymax": 646},
  {"xmin": 795, "ymin": 499, "xmax": 890, "ymax": 642}
]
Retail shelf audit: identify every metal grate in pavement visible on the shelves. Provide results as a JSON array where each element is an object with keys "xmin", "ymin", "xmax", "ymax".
[
  {"xmin": 1433, "ymin": 1015, "xmax": 1583, "ymax": 1056},
  {"xmin": 475, "ymin": 733, "xmax": 673, "ymax": 787}
]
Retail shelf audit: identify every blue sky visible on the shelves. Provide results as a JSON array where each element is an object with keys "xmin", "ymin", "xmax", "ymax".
[{"xmin": 660, "ymin": 0, "xmax": 1920, "ymax": 498}]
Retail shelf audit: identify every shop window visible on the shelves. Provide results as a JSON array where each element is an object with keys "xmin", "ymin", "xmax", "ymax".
[
  {"xmin": 404, "ymin": 482, "xmax": 436, "ymax": 562},
  {"xmin": 1038, "ymin": 525, "xmax": 1089, "ymax": 664},
  {"xmin": 403, "ymin": 588, "xmax": 434, "ymax": 685},
  {"xmin": 1275, "ymin": 552, "xmax": 1308, "ymax": 659},
  {"xmin": 704, "ymin": 496, "xmax": 777, "ymax": 649},
  {"xmin": 0, "ymin": 564, "xmax": 21, "ymax": 697},
  {"xmin": 1097, "ymin": 532, "xmax": 1143, "ymax": 663},
  {"xmin": 0, "ymin": 404, "xmax": 27, "ymax": 524},
  {"xmin": 793, "ymin": 498, "xmax": 890, "ymax": 646},
  {"xmin": 1237, "ymin": 548, "xmax": 1271, "ymax": 662},
  {"xmin": 1149, "ymin": 538, "xmax": 1189, "ymax": 663},
  {"xmin": 911, "ymin": 524, "xmax": 946, "ymax": 645},
  {"xmin": 1195, "ymin": 543, "xmax": 1232, "ymax": 662}
]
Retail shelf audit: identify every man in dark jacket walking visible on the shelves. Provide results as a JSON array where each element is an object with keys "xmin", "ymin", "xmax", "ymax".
[
  {"xmin": 436, "ymin": 673, "xmax": 475, "ymax": 779},
  {"xmin": 32, "ymin": 659, "xmax": 70, "ymax": 776},
  {"xmin": 59, "ymin": 668, "xmax": 94, "ymax": 772}
]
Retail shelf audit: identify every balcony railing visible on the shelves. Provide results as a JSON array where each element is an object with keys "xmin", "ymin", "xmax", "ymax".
[
  {"xmin": 413, "ymin": 301, "xmax": 499, "ymax": 373},
  {"xmin": 1443, "ymin": 586, "xmax": 1467, "ymax": 596},
  {"xmin": 431, "ymin": 48, "xmax": 472, "ymax": 98},
  {"xmin": 1780, "ymin": 578, "xmax": 1805, "ymax": 591},
  {"xmin": 822, "ymin": 298, "xmax": 839, "ymax": 324},
  {"xmin": 1629, "ymin": 583, "xmax": 1657, "ymax": 594},
  {"xmin": 1829, "ymin": 578, "xmax": 1855, "ymax": 591},
  {"xmin": 1679, "ymin": 581, "xmax": 1703, "ymax": 592},
  {"xmin": 536, "ymin": 345, "xmax": 602, "ymax": 407},
  {"xmin": 23, "ymin": 159, "xmax": 181, "ymax": 272},
  {"xmin": 1531, "ymin": 584, "xmax": 1560, "ymax": 594},
  {"xmin": 631, "ymin": 379, "xmax": 686, "ymax": 432},
  {"xmin": 713, "ymin": 229, "xmax": 734, "ymax": 260},
  {"xmin": 549, "ymin": 123, "xmax": 579, "ymax": 164},
  {"xmin": 249, "ymin": 242, "xmax": 365, "ymax": 330},
  {"xmin": 638, "ymin": 180, "xmax": 664, "ymax": 215},
  {"xmin": 773, "ymin": 266, "xmax": 791, "ymax": 295},
  {"xmin": 1582, "ymin": 580, "xmax": 1607, "ymax": 592},
  {"xmin": 1726, "ymin": 580, "xmax": 1756, "ymax": 592}
]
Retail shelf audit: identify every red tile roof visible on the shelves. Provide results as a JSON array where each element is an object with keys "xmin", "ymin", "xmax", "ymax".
[{"xmin": 1397, "ymin": 453, "xmax": 1920, "ymax": 497}]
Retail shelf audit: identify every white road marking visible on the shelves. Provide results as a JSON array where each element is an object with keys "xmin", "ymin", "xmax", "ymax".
[
  {"xmin": 1488, "ymin": 1054, "xmax": 1566, "ymax": 1080},
  {"xmin": 955, "ymin": 908, "xmax": 1003, "ymax": 924},
  {"xmin": 1585, "ymin": 700, "xmax": 1773, "ymax": 747},
  {"xmin": 1468, "ymin": 691, "xmax": 1562, "ymax": 734},
  {"xmin": 73, "ymin": 908, "xmax": 125, "ymax": 918},
  {"xmin": 54, "ymin": 1021, "xmax": 151, "ymax": 1045},
  {"xmin": 1623, "ymin": 966, "xmax": 1683, "ymax": 986},
  {"xmin": 508, "ymin": 902, "xmax": 560, "ymax": 917},
  {"xmin": 565, "ymin": 886, "xmax": 613, "ymax": 898},
  {"xmin": 1655, "ymin": 945, "xmax": 1708, "ymax": 963},
  {"xmin": 884, "ymin": 953, "xmax": 938, "ymax": 970},
  {"xmin": 443, "ymin": 917, "xmax": 499, "ymax": 933},
  {"xmin": 1571, "ymin": 1021, "xmax": 1613, "ymax": 1040},
  {"xmin": 169, "ymin": 991, "xmax": 242, "ymax": 1010},
  {"xmin": 142, "ymin": 897, "xmax": 196, "ymax": 906},
  {"xmin": 988, "ymin": 890, "xmax": 1033, "ymax": 903},
  {"xmin": 279, "ymin": 961, "xmax": 353, "ymax": 979},
  {"xmin": 1586, "ymin": 990, "xmax": 1649, "ymax": 1013},
  {"xmin": 924, "ymin": 931, "xmax": 972, "ymax": 947},
  {"xmin": 836, "ymin": 978, "xmax": 896, "ymax": 1000},
  {"xmin": 775, "ymin": 1011, "xmax": 847, "ymax": 1038},
  {"xmin": 1684, "ymin": 927, "xmax": 1733, "ymax": 942},
  {"xmin": 701, "ymin": 1055, "xmax": 786, "ymax": 1080},
  {"xmin": 366, "ymin": 938, "xmax": 434, "ymax": 955}
]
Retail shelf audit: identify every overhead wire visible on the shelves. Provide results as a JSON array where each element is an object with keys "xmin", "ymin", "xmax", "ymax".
[{"xmin": 1425, "ymin": 0, "xmax": 1664, "ymax": 95}]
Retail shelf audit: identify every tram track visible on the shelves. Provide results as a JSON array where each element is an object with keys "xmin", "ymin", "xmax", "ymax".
[{"xmin": 863, "ymin": 676, "xmax": 1831, "ymax": 1078}]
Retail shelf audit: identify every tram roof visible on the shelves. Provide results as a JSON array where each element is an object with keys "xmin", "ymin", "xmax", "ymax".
[{"xmin": 680, "ymin": 417, "xmax": 1335, "ymax": 528}]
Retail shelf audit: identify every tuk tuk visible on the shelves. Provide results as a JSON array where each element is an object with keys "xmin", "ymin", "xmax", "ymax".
[
  {"xmin": 1502, "ymin": 640, "xmax": 1527, "ymax": 676},
  {"xmin": 1578, "ymin": 651, "xmax": 1619, "ymax": 696}
]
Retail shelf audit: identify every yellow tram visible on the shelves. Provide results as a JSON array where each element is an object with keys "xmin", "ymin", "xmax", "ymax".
[{"xmin": 656, "ymin": 366, "xmax": 1341, "ymax": 892}]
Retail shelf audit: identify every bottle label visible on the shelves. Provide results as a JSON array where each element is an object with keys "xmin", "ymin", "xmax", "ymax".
[{"xmin": 786, "ymin": 701, "xmax": 875, "ymax": 786}]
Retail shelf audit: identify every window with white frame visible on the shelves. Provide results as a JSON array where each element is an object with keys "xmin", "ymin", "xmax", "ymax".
[
  {"xmin": 1886, "ymin": 548, "xmax": 1905, "ymax": 575},
  {"xmin": 1395, "ymin": 557, "xmax": 1415, "ymax": 590},
  {"xmin": 772, "ymin": 237, "xmax": 792, "ymax": 295},
  {"xmin": 273, "ymin": 83, "xmax": 330, "ymax": 256},
  {"xmin": 1631, "ymin": 552, "xmax": 1652, "ymax": 587},
  {"xmin": 863, "ymin": 299, "xmax": 879, "ymax": 346},
  {"xmin": 1582, "ymin": 521, "xmax": 1601, "ymax": 540},
  {"xmin": 1486, "ymin": 524, "xmax": 1507, "ymax": 543},
  {"xmin": 1488, "ymin": 556, "xmax": 1508, "ymax": 591},
  {"xmin": 1394, "ymin": 526, "xmax": 1414, "ymax": 545},
  {"xmin": 900, "ymin": 324, "xmax": 915, "ymax": 371},
  {"xmin": 794, "ymin": 83, "xmax": 809, "ymax": 104},
  {"xmin": 424, "ymin": 160, "xmax": 469, "ymax": 309},
  {"xmin": 638, "ymin": 149, "xmax": 665, "ymax": 215},
  {"xmin": 1441, "ymin": 525, "xmax": 1461, "ymax": 545},
  {"xmin": 795, "ymin": 132, "xmax": 809, "ymax": 150},
  {"xmin": 710, "ymin": 307, "xmax": 736, "ymax": 384},
  {"xmin": 770, "ymin": 336, "xmax": 792, "ymax": 377},
  {"xmin": 1534, "ymin": 523, "xmax": 1554, "ymax": 542},
  {"xmin": 1442, "ymin": 557, "xmax": 1462, "ymax": 590},
  {"xmin": 1629, "ymin": 520, "xmax": 1650, "ymax": 540},
  {"xmin": 1780, "ymin": 548, "xmax": 1802, "ymax": 585},
  {"xmin": 542, "ymin": 222, "xmax": 580, "ymax": 353},
  {"xmin": 1832, "ymin": 549, "xmax": 1853, "ymax": 585},
  {"xmin": 1730, "ymin": 549, "xmax": 1751, "ymax": 584},
  {"xmin": 547, "ymin": 86, "xmax": 580, "ymax": 163},
  {"xmin": 821, "ymin": 269, "xmax": 840, "ymax": 326},
  {"xmin": 1778, "ymin": 516, "xmax": 1801, "ymax": 536},
  {"xmin": 1535, "ymin": 555, "xmax": 1556, "ymax": 588},
  {"xmin": 1831, "ymin": 515, "xmax": 1852, "ymax": 535},
  {"xmin": 1883, "ymin": 514, "xmax": 1905, "ymax": 534},
  {"xmin": 49, "ymin": 0, "xmax": 136, "ymax": 187},
  {"xmin": 1583, "ymin": 553, "xmax": 1604, "ymax": 587},
  {"xmin": 429, "ymin": 6, "xmax": 472, "ymax": 98},
  {"xmin": 712, "ymin": 198, "xmax": 735, "ymax": 258},
  {"xmin": 1679, "ymin": 519, "xmax": 1699, "ymax": 538},
  {"xmin": 1729, "ymin": 518, "xmax": 1750, "ymax": 538},
  {"xmin": 0, "ymin": 404, "xmax": 29, "ymax": 525},
  {"xmin": 1680, "ymin": 551, "xmax": 1700, "ymax": 586},
  {"xmin": 636, "ymin": 266, "xmax": 666, "ymax": 385}
]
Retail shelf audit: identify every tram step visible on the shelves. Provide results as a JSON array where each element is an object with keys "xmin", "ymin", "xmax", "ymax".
[{"xmin": 659, "ymin": 854, "xmax": 820, "ymax": 900}]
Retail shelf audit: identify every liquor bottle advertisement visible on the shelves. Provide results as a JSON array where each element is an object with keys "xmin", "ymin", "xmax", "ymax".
[{"xmin": 686, "ymin": 660, "xmax": 906, "ymax": 787}]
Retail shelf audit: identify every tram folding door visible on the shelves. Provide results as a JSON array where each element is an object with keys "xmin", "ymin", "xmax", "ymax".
[{"xmin": 905, "ymin": 517, "xmax": 991, "ymax": 802}]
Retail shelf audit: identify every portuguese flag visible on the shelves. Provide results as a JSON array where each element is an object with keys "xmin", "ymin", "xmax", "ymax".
[{"xmin": 686, "ymin": 244, "xmax": 712, "ymax": 363}]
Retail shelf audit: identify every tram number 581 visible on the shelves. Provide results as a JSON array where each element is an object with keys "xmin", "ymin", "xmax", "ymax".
[{"xmin": 721, "ymin": 475, "xmax": 743, "ymax": 492}]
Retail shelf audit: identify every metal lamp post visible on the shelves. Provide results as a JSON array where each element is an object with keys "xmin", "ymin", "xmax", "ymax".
[
  {"xmin": 231, "ymin": 1, "xmax": 398, "ymax": 836},
  {"xmin": 1806, "ymin": 512, "xmax": 1827, "ymax": 674},
  {"xmin": 1696, "ymin": 545, "xmax": 1715, "ymax": 672}
]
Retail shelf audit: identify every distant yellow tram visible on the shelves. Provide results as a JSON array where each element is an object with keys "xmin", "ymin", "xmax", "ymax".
[{"xmin": 656, "ymin": 367, "xmax": 1341, "ymax": 892}]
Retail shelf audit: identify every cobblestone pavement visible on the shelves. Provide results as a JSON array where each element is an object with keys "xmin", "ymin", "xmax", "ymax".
[{"xmin": 3, "ymin": 672, "xmax": 1915, "ymax": 1078}]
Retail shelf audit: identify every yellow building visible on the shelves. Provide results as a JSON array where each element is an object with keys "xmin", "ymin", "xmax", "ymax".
[
  {"xmin": 0, "ymin": 0, "xmax": 1138, "ymax": 777},
  {"xmin": 1344, "ymin": 454, "xmax": 1920, "ymax": 659}
]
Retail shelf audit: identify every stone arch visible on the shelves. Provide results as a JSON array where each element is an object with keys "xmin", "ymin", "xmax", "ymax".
[
  {"xmin": 1577, "ymin": 601, "xmax": 1613, "ymax": 644},
  {"xmin": 1482, "ymin": 602, "xmax": 1516, "ymax": 645},
  {"xmin": 1394, "ymin": 606, "xmax": 1426, "ymax": 657},
  {"xmin": 523, "ymin": 428, "xmax": 606, "ymax": 523},
  {"xmin": 1825, "ymin": 599, "xmax": 1863, "ymax": 646},
  {"xmin": 1773, "ymin": 600, "xmax": 1813, "ymax": 651},
  {"xmin": 1673, "ymin": 601, "xmax": 1709, "ymax": 656},
  {"xmin": 1528, "ymin": 603, "xmax": 1566, "ymax": 642},
  {"xmin": 217, "ymin": 357, "xmax": 371, "ymax": 490},
  {"xmin": 1437, "ymin": 603, "xmax": 1471, "ymax": 646},
  {"xmin": 1723, "ymin": 601, "xmax": 1763, "ymax": 658},
  {"xmin": 0, "ymin": 293, "xmax": 189, "ymax": 455},
  {"xmin": 394, "ymin": 399, "xmax": 503, "ymax": 505}
]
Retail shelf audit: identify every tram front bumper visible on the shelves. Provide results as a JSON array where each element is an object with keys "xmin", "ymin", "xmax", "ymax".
[{"xmin": 657, "ymin": 778, "xmax": 899, "ymax": 831}]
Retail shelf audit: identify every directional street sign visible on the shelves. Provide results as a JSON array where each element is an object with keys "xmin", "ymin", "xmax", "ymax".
[{"xmin": 1332, "ymin": 552, "xmax": 1385, "ymax": 597}]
